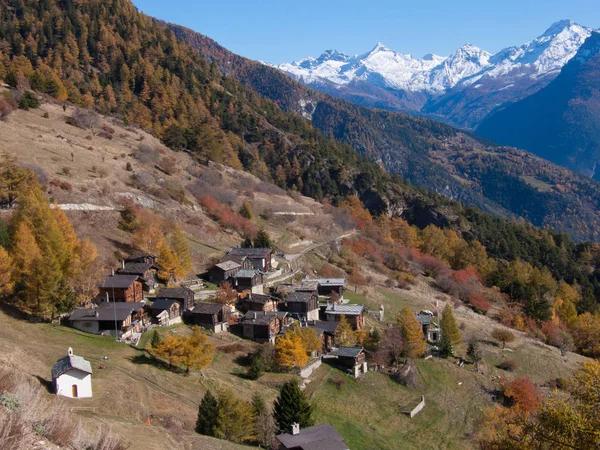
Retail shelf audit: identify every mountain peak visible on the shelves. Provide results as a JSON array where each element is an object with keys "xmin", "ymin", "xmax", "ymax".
[
  {"xmin": 542, "ymin": 19, "xmax": 578, "ymax": 37},
  {"xmin": 370, "ymin": 42, "xmax": 390, "ymax": 53}
]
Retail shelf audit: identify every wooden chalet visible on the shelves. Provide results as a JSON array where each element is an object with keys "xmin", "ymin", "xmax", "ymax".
[
  {"xmin": 235, "ymin": 269, "xmax": 263, "ymax": 293},
  {"xmin": 125, "ymin": 251, "xmax": 157, "ymax": 266},
  {"xmin": 227, "ymin": 248, "xmax": 273, "ymax": 272},
  {"xmin": 315, "ymin": 278, "xmax": 346, "ymax": 298},
  {"xmin": 69, "ymin": 302, "xmax": 147, "ymax": 337},
  {"xmin": 155, "ymin": 286, "xmax": 195, "ymax": 311},
  {"xmin": 116, "ymin": 261, "xmax": 158, "ymax": 293},
  {"xmin": 416, "ymin": 313, "xmax": 441, "ymax": 342},
  {"xmin": 328, "ymin": 346, "xmax": 368, "ymax": 378},
  {"xmin": 98, "ymin": 274, "xmax": 143, "ymax": 303},
  {"xmin": 241, "ymin": 311, "xmax": 282, "ymax": 343},
  {"xmin": 305, "ymin": 320, "xmax": 338, "ymax": 354},
  {"xmin": 189, "ymin": 302, "xmax": 231, "ymax": 333},
  {"xmin": 239, "ymin": 293, "xmax": 279, "ymax": 313},
  {"xmin": 324, "ymin": 304, "xmax": 366, "ymax": 330},
  {"xmin": 281, "ymin": 290, "xmax": 319, "ymax": 321},
  {"xmin": 150, "ymin": 299, "xmax": 181, "ymax": 324},
  {"xmin": 207, "ymin": 260, "xmax": 241, "ymax": 284}
]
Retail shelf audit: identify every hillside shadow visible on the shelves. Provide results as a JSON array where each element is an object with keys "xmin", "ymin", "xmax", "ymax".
[{"xmin": 34, "ymin": 375, "xmax": 53, "ymax": 394}]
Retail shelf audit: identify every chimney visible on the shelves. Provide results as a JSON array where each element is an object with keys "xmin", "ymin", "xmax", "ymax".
[
  {"xmin": 122, "ymin": 259, "xmax": 125, "ymax": 270},
  {"xmin": 292, "ymin": 423, "xmax": 300, "ymax": 435},
  {"xmin": 111, "ymin": 268, "xmax": 115, "ymax": 276},
  {"xmin": 67, "ymin": 347, "xmax": 73, "ymax": 357},
  {"xmin": 253, "ymin": 312, "xmax": 256, "ymax": 320}
]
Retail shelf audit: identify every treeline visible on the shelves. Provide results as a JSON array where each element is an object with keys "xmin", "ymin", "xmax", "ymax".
[
  {"xmin": 0, "ymin": 156, "xmax": 99, "ymax": 318},
  {"xmin": 196, "ymin": 378, "xmax": 313, "ymax": 448}
]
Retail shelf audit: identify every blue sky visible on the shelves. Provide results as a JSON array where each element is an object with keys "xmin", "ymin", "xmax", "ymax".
[{"xmin": 132, "ymin": 0, "xmax": 600, "ymax": 63}]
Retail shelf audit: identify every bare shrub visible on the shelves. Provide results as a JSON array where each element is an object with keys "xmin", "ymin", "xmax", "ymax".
[
  {"xmin": 159, "ymin": 156, "xmax": 179, "ymax": 175},
  {"xmin": 89, "ymin": 428, "xmax": 129, "ymax": 450},
  {"xmin": 62, "ymin": 166, "xmax": 71, "ymax": 176},
  {"xmin": 0, "ymin": 409, "xmax": 31, "ymax": 450},
  {"xmin": 134, "ymin": 144, "xmax": 161, "ymax": 165},
  {"xmin": 329, "ymin": 374, "xmax": 347, "ymax": 390},
  {"xmin": 97, "ymin": 168, "xmax": 107, "ymax": 178},
  {"xmin": 42, "ymin": 404, "xmax": 80, "ymax": 447},
  {"xmin": 498, "ymin": 359, "xmax": 519, "ymax": 372},
  {"xmin": 20, "ymin": 162, "xmax": 48, "ymax": 186},
  {"xmin": 255, "ymin": 180, "xmax": 286, "ymax": 196},
  {"xmin": 70, "ymin": 108, "xmax": 100, "ymax": 129},
  {"xmin": 130, "ymin": 171, "xmax": 156, "ymax": 191},
  {"xmin": 0, "ymin": 96, "xmax": 16, "ymax": 120}
]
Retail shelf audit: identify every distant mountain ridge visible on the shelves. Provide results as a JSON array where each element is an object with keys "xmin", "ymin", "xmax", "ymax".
[
  {"xmin": 476, "ymin": 31, "xmax": 600, "ymax": 181},
  {"xmin": 275, "ymin": 20, "xmax": 594, "ymax": 128}
]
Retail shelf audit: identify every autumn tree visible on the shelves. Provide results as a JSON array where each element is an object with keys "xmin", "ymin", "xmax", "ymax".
[
  {"xmin": 0, "ymin": 154, "xmax": 31, "ymax": 208},
  {"xmin": 492, "ymin": 328, "xmax": 516, "ymax": 349},
  {"xmin": 179, "ymin": 326, "xmax": 215, "ymax": 374},
  {"xmin": 275, "ymin": 331, "xmax": 308, "ymax": 370},
  {"xmin": 170, "ymin": 223, "xmax": 192, "ymax": 276},
  {"xmin": 157, "ymin": 239, "xmax": 181, "ymax": 284},
  {"xmin": 440, "ymin": 304, "xmax": 461, "ymax": 346},
  {"xmin": 0, "ymin": 246, "xmax": 13, "ymax": 296},
  {"xmin": 397, "ymin": 307, "xmax": 426, "ymax": 358},
  {"xmin": 571, "ymin": 313, "xmax": 600, "ymax": 358},
  {"xmin": 335, "ymin": 315, "xmax": 356, "ymax": 347},
  {"xmin": 215, "ymin": 281, "xmax": 237, "ymax": 305},
  {"xmin": 214, "ymin": 389, "xmax": 255, "ymax": 444},
  {"xmin": 274, "ymin": 379, "xmax": 314, "ymax": 434},
  {"xmin": 294, "ymin": 324, "xmax": 321, "ymax": 355},
  {"xmin": 239, "ymin": 200, "xmax": 254, "ymax": 219},
  {"xmin": 479, "ymin": 361, "xmax": 600, "ymax": 449},
  {"xmin": 374, "ymin": 325, "xmax": 405, "ymax": 367}
]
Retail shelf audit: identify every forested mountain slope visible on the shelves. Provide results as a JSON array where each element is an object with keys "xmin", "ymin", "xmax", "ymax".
[
  {"xmin": 477, "ymin": 32, "xmax": 600, "ymax": 182},
  {"xmin": 166, "ymin": 22, "xmax": 600, "ymax": 243}
]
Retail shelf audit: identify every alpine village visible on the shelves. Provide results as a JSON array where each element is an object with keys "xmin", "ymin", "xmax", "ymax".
[{"xmin": 0, "ymin": 1, "xmax": 600, "ymax": 449}]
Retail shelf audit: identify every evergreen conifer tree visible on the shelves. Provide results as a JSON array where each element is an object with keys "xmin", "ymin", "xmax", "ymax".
[
  {"xmin": 253, "ymin": 229, "xmax": 273, "ymax": 249},
  {"xmin": 196, "ymin": 391, "xmax": 219, "ymax": 436},
  {"xmin": 150, "ymin": 329, "xmax": 162, "ymax": 348},
  {"xmin": 273, "ymin": 379, "xmax": 314, "ymax": 434},
  {"xmin": 438, "ymin": 332, "xmax": 454, "ymax": 358},
  {"xmin": 241, "ymin": 237, "xmax": 253, "ymax": 248}
]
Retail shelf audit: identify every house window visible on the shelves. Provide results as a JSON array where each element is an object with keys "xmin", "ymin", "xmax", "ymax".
[{"xmin": 72, "ymin": 384, "xmax": 78, "ymax": 398}]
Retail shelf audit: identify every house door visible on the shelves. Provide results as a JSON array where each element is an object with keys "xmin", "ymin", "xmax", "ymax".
[{"xmin": 72, "ymin": 384, "xmax": 78, "ymax": 398}]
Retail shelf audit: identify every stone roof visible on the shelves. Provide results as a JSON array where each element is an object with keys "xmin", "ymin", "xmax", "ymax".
[
  {"xmin": 192, "ymin": 303, "xmax": 225, "ymax": 315},
  {"xmin": 70, "ymin": 302, "xmax": 145, "ymax": 321},
  {"xmin": 415, "ymin": 313, "xmax": 432, "ymax": 325},
  {"xmin": 287, "ymin": 291, "xmax": 314, "ymax": 303},
  {"xmin": 221, "ymin": 254, "xmax": 249, "ymax": 265},
  {"xmin": 150, "ymin": 298, "xmax": 177, "ymax": 311},
  {"xmin": 315, "ymin": 278, "xmax": 346, "ymax": 287},
  {"xmin": 228, "ymin": 248, "xmax": 271, "ymax": 258},
  {"xmin": 117, "ymin": 262, "xmax": 153, "ymax": 275},
  {"xmin": 242, "ymin": 310, "xmax": 279, "ymax": 325},
  {"xmin": 100, "ymin": 274, "xmax": 140, "ymax": 289},
  {"xmin": 325, "ymin": 304, "xmax": 365, "ymax": 316},
  {"xmin": 245, "ymin": 293, "xmax": 277, "ymax": 304},
  {"xmin": 295, "ymin": 280, "xmax": 319, "ymax": 291},
  {"xmin": 329, "ymin": 346, "xmax": 364, "ymax": 358},
  {"xmin": 235, "ymin": 269, "xmax": 259, "ymax": 278},
  {"xmin": 156, "ymin": 287, "xmax": 194, "ymax": 299},
  {"xmin": 52, "ymin": 351, "xmax": 92, "ymax": 379},
  {"xmin": 276, "ymin": 424, "xmax": 347, "ymax": 450},
  {"xmin": 215, "ymin": 260, "xmax": 241, "ymax": 271},
  {"xmin": 306, "ymin": 320, "xmax": 339, "ymax": 335}
]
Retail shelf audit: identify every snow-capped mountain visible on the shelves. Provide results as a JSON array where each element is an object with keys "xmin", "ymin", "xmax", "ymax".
[
  {"xmin": 275, "ymin": 20, "xmax": 595, "ymax": 128},
  {"xmin": 278, "ymin": 42, "xmax": 482, "ymax": 93}
]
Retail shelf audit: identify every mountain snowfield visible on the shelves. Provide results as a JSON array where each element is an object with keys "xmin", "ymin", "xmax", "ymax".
[
  {"xmin": 275, "ymin": 20, "xmax": 595, "ymax": 126},
  {"xmin": 277, "ymin": 20, "xmax": 593, "ymax": 94}
]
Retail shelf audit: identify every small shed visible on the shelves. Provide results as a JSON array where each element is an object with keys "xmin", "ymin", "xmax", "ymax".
[
  {"xmin": 150, "ymin": 298, "xmax": 181, "ymax": 324},
  {"xmin": 155, "ymin": 286, "xmax": 195, "ymax": 311},
  {"xmin": 324, "ymin": 304, "xmax": 366, "ymax": 330},
  {"xmin": 52, "ymin": 348, "xmax": 93, "ymax": 399},
  {"xmin": 189, "ymin": 302, "xmax": 231, "ymax": 333},
  {"xmin": 207, "ymin": 260, "xmax": 241, "ymax": 284},
  {"xmin": 239, "ymin": 293, "xmax": 279, "ymax": 313},
  {"xmin": 241, "ymin": 311, "xmax": 282, "ymax": 343},
  {"xmin": 235, "ymin": 269, "xmax": 263, "ymax": 293},
  {"xmin": 282, "ymin": 290, "xmax": 319, "ymax": 321},
  {"xmin": 328, "ymin": 346, "xmax": 367, "ymax": 378}
]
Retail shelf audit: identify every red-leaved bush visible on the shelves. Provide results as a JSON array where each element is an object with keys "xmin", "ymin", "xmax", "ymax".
[
  {"xmin": 468, "ymin": 292, "xmax": 490, "ymax": 314},
  {"xmin": 501, "ymin": 376, "xmax": 541, "ymax": 412},
  {"xmin": 198, "ymin": 195, "xmax": 257, "ymax": 237},
  {"xmin": 417, "ymin": 254, "xmax": 450, "ymax": 278}
]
